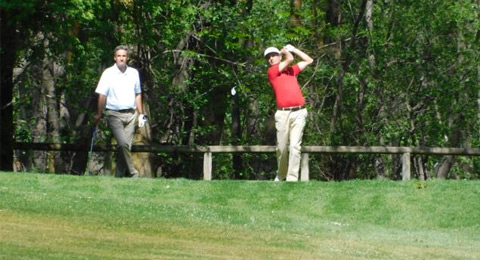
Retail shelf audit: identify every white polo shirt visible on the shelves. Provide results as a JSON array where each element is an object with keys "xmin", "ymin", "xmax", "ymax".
[{"xmin": 95, "ymin": 64, "xmax": 141, "ymax": 110}]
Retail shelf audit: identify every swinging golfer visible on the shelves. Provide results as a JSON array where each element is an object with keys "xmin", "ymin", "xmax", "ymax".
[
  {"xmin": 93, "ymin": 45, "xmax": 147, "ymax": 178},
  {"xmin": 264, "ymin": 45, "xmax": 313, "ymax": 181}
]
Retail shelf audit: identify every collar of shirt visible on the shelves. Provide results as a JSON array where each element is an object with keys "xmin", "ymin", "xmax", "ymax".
[{"xmin": 114, "ymin": 64, "xmax": 129, "ymax": 75}]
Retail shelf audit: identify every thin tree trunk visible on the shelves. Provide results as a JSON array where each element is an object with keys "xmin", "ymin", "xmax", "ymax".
[
  {"xmin": 366, "ymin": 0, "xmax": 376, "ymax": 69},
  {"xmin": 70, "ymin": 94, "xmax": 96, "ymax": 175},
  {"xmin": 232, "ymin": 91, "xmax": 242, "ymax": 179},
  {"xmin": 131, "ymin": 44, "xmax": 155, "ymax": 177},
  {"xmin": 32, "ymin": 100, "xmax": 47, "ymax": 172},
  {"xmin": 44, "ymin": 59, "xmax": 62, "ymax": 173},
  {"xmin": 133, "ymin": 95, "xmax": 154, "ymax": 177},
  {"xmin": 312, "ymin": 0, "xmax": 325, "ymax": 47},
  {"xmin": 290, "ymin": 0, "xmax": 303, "ymax": 28},
  {"xmin": 174, "ymin": 47, "xmax": 194, "ymax": 145},
  {"xmin": 437, "ymin": 116, "xmax": 462, "ymax": 179},
  {"xmin": 437, "ymin": 12, "xmax": 474, "ymax": 179},
  {"xmin": 0, "ymin": 9, "xmax": 17, "ymax": 171},
  {"xmin": 413, "ymin": 156, "xmax": 424, "ymax": 180},
  {"xmin": 437, "ymin": 155, "xmax": 455, "ymax": 179},
  {"xmin": 330, "ymin": 0, "xmax": 368, "ymax": 133},
  {"xmin": 365, "ymin": 0, "xmax": 387, "ymax": 178},
  {"xmin": 232, "ymin": 0, "xmax": 255, "ymax": 179},
  {"xmin": 330, "ymin": 68, "xmax": 344, "ymax": 133}
]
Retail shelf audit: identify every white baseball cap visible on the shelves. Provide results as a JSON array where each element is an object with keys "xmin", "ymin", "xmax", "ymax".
[{"xmin": 264, "ymin": 47, "xmax": 280, "ymax": 57}]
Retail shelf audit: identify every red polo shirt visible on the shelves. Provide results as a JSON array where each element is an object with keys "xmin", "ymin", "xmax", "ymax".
[{"xmin": 267, "ymin": 64, "xmax": 305, "ymax": 108}]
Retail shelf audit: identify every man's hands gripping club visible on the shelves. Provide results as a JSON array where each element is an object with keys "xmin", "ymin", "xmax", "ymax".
[
  {"xmin": 284, "ymin": 44, "xmax": 296, "ymax": 52},
  {"xmin": 282, "ymin": 44, "xmax": 314, "ymax": 71}
]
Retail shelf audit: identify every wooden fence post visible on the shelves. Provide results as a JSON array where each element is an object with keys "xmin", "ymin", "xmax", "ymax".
[
  {"xmin": 402, "ymin": 152, "xmax": 411, "ymax": 181},
  {"xmin": 300, "ymin": 153, "xmax": 309, "ymax": 181},
  {"xmin": 203, "ymin": 152, "xmax": 212, "ymax": 180}
]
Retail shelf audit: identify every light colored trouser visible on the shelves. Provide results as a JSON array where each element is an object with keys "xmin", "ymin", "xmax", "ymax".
[
  {"xmin": 274, "ymin": 108, "xmax": 308, "ymax": 181},
  {"xmin": 106, "ymin": 110, "xmax": 138, "ymax": 177}
]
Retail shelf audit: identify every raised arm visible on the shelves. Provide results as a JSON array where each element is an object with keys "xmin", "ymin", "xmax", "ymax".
[
  {"xmin": 278, "ymin": 47, "xmax": 294, "ymax": 72},
  {"xmin": 287, "ymin": 45, "xmax": 314, "ymax": 71}
]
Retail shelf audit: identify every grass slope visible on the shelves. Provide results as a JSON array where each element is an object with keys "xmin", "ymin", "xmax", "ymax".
[{"xmin": 0, "ymin": 172, "xmax": 479, "ymax": 259}]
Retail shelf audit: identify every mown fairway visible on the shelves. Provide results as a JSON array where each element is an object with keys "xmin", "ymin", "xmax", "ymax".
[{"xmin": 0, "ymin": 172, "xmax": 479, "ymax": 260}]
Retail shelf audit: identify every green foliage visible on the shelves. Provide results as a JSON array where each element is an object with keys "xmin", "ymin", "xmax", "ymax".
[{"xmin": 8, "ymin": 0, "xmax": 480, "ymax": 179}]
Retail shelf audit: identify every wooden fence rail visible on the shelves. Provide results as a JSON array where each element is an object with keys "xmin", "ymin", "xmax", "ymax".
[{"xmin": 13, "ymin": 142, "xmax": 480, "ymax": 181}]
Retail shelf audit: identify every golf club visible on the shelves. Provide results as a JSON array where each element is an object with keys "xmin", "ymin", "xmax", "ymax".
[{"xmin": 85, "ymin": 126, "xmax": 97, "ymax": 176}]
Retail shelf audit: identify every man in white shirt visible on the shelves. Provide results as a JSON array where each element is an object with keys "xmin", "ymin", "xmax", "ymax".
[{"xmin": 94, "ymin": 45, "xmax": 147, "ymax": 177}]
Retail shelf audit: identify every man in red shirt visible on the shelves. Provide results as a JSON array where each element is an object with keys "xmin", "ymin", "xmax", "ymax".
[{"xmin": 264, "ymin": 45, "xmax": 314, "ymax": 181}]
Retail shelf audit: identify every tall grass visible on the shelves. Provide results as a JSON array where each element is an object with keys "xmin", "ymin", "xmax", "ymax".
[{"xmin": 0, "ymin": 172, "xmax": 479, "ymax": 259}]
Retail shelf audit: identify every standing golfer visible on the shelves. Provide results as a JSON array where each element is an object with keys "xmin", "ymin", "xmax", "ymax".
[
  {"xmin": 264, "ymin": 45, "xmax": 313, "ymax": 181},
  {"xmin": 93, "ymin": 45, "xmax": 147, "ymax": 178}
]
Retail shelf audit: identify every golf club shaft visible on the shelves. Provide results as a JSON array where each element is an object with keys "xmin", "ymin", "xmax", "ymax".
[{"xmin": 85, "ymin": 126, "xmax": 97, "ymax": 175}]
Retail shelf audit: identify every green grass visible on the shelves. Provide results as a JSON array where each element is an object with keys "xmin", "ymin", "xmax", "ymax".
[{"xmin": 0, "ymin": 172, "xmax": 479, "ymax": 260}]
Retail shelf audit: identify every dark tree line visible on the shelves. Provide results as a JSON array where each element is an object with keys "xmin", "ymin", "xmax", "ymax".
[{"xmin": 1, "ymin": 0, "xmax": 479, "ymax": 180}]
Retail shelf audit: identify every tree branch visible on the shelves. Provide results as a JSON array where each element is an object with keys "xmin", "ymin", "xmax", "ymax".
[{"xmin": 163, "ymin": 50, "xmax": 247, "ymax": 67}]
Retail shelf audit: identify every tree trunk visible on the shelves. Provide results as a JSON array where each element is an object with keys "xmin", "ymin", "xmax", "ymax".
[
  {"xmin": 329, "ymin": 0, "xmax": 368, "ymax": 134},
  {"xmin": 437, "ymin": 155, "xmax": 455, "ymax": 179},
  {"xmin": 437, "ymin": 13, "xmax": 474, "ymax": 179},
  {"xmin": 163, "ymin": 35, "xmax": 196, "ymax": 145},
  {"xmin": 415, "ymin": 156, "xmax": 426, "ymax": 180},
  {"xmin": 312, "ymin": 0, "xmax": 325, "ymax": 47},
  {"xmin": 31, "ymin": 58, "xmax": 48, "ymax": 173},
  {"xmin": 232, "ymin": 0, "xmax": 256, "ymax": 179},
  {"xmin": 70, "ymin": 94, "xmax": 96, "ymax": 175},
  {"xmin": 437, "ymin": 116, "xmax": 462, "ymax": 179},
  {"xmin": 0, "ymin": 10, "xmax": 17, "ymax": 171},
  {"xmin": 364, "ymin": 0, "xmax": 388, "ymax": 179},
  {"xmin": 44, "ymin": 59, "xmax": 63, "ymax": 173},
  {"xmin": 133, "ymin": 95, "xmax": 154, "ymax": 177},
  {"xmin": 290, "ymin": 0, "xmax": 303, "ymax": 28},
  {"xmin": 330, "ymin": 69, "xmax": 344, "ymax": 133},
  {"xmin": 366, "ymin": 0, "xmax": 376, "ymax": 69},
  {"xmin": 131, "ymin": 44, "xmax": 155, "ymax": 177},
  {"xmin": 232, "ymin": 91, "xmax": 243, "ymax": 179}
]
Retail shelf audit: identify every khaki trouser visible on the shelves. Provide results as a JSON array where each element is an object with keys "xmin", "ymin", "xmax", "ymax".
[
  {"xmin": 274, "ymin": 108, "xmax": 308, "ymax": 181},
  {"xmin": 106, "ymin": 110, "xmax": 139, "ymax": 177}
]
